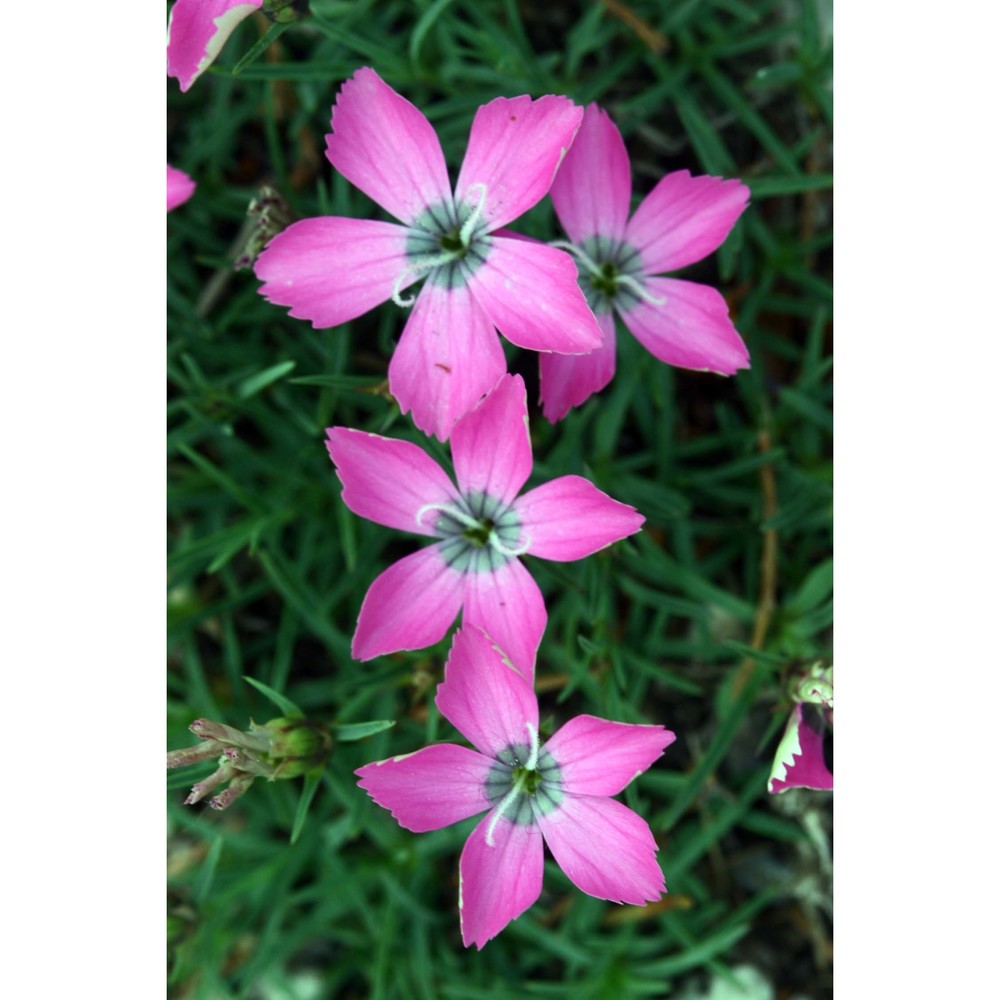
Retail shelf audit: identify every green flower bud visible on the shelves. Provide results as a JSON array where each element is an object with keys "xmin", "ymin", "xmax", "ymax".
[{"xmin": 262, "ymin": 0, "xmax": 309, "ymax": 24}]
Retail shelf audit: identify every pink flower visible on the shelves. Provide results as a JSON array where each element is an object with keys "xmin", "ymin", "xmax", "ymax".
[
  {"xmin": 768, "ymin": 663, "xmax": 833, "ymax": 794},
  {"xmin": 357, "ymin": 626, "xmax": 675, "ymax": 948},
  {"xmin": 326, "ymin": 373, "xmax": 643, "ymax": 679},
  {"xmin": 167, "ymin": 0, "xmax": 262, "ymax": 92},
  {"xmin": 167, "ymin": 164, "xmax": 196, "ymax": 212},
  {"xmin": 541, "ymin": 104, "xmax": 751, "ymax": 422},
  {"xmin": 257, "ymin": 67, "xmax": 603, "ymax": 440}
]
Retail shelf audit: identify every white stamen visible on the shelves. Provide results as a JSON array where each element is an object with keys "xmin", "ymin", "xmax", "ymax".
[
  {"xmin": 488, "ymin": 532, "xmax": 531, "ymax": 559},
  {"xmin": 459, "ymin": 183, "xmax": 489, "ymax": 246},
  {"xmin": 415, "ymin": 502, "xmax": 479, "ymax": 530},
  {"xmin": 614, "ymin": 273, "xmax": 666, "ymax": 305},
  {"xmin": 391, "ymin": 251, "xmax": 461, "ymax": 307},
  {"xmin": 548, "ymin": 239, "xmax": 603, "ymax": 278},
  {"xmin": 485, "ymin": 784, "xmax": 520, "ymax": 847},
  {"xmin": 524, "ymin": 722, "xmax": 540, "ymax": 771}
]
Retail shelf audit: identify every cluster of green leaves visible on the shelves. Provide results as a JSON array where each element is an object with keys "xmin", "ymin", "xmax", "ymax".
[{"xmin": 168, "ymin": 0, "xmax": 832, "ymax": 997}]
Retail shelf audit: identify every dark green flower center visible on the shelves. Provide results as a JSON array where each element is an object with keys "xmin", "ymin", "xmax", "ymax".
[{"xmin": 463, "ymin": 518, "xmax": 494, "ymax": 547}]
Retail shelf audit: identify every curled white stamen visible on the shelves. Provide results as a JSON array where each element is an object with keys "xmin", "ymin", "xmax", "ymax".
[
  {"xmin": 548, "ymin": 239, "xmax": 603, "ymax": 278},
  {"xmin": 459, "ymin": 183, "xmax": 489, "ymax": 246},
  {"xmin": 485, "ymin": 783, "xmax": 520, "ymax": 847},
  {"xmin": 488, "ymin": 533, "xmax": 531, "ymax": 559},
  {"xmin": 415, "ymin": 502, "xmax": 479, "ymax": 530},
  {"xmin": 524, "ymin": 722, "xmax": 540, "ymax": 771},
  {"xmin": 614, "ymin": 273, "xmax": 666, "ymax": 305},
  {"xmin": 391, "ymin": 251, "xmax": 461, "ymax": 307}
]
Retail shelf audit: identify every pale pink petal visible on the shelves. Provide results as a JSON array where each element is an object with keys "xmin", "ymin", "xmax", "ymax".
[
  {"xmin": 455, "ymin": 95, "xmax": 583, "ymax": 231},
  {"xmin": 514, "ymin": 475, "xmax": 644, "ymax": 562},
  {"xmin": 550, "ymin": 103, "xmax": 632, "ymax": 243},
  {"xmin": 625, "ymin": 170, "xmax": 749, "ymax": 273},
  {"xmin": 325, "ymin": 427, "xmax": 458, "ymax": 537},
  {"xmin": 388, "ymin": 282, "xmax": 507, "ymax": 443},
  {"xmin": 544, "ymin": 716, "xmax": 675, "ymax": 796},
  {"xmin": 768, "ymin": 704, "xmax": 833, "ymax": 794},
  {"xmin": 461, "ymin": 558, "xmax": 547, "ymax": 684},
  {"xmin": 167, "ymin": 164, "xmax": 196, "ymax": 212},
  {"xmin": 436, "ymin": 626, "xmax": 538, "ymax": 757},
  {"xmin": 450, "ymin": 374, "xmax": 531, "ymax": 506},
  {"xmin": 325, "ymin": 67, "xmax": 452, "ymax": 225},
  {"xmin": 537, "ymin": 795, "xmax": 665, "ymax": 905},
  {"xmin": 619, "ymin": 277, "xmax": 750, "ymax": 375},
  {"xmin": 466, "ymin": 236, "xmax": 603, "ymax": 353},
  {"xmin": 539, "ymin": 310, "xmax": 617, "ymax": 422},
  {"xmin": 167, "ymin": 0, "xmax": 261, "ymax": 92},
  {"xmin": 459, "ymin": 811, "xmax": 544, "ymax": 949},
  {"xmin": 356, "ymin": 744, "xmax": 493, "ymax": 832},
  {"xmin": 254, "ymin": 217, "xmax": 412, "ymax": 329},
  {"xmin": 352, "ymin": 547, "xmax": 464, "ymax": 660}
]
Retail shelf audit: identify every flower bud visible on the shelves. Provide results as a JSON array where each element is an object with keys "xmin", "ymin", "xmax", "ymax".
[{"xmin": 262, "ymin": 0, "xmax": 310, "ymax": 24}]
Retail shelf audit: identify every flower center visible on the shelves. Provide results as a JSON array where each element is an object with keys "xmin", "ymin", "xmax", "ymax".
[
  {"xmin": 416, "ymin": 490, "xmax": 528, "ymax": 574},
  {"xmin": 550, "ymin": 235, "xmax": 662, "ymax": 313}
]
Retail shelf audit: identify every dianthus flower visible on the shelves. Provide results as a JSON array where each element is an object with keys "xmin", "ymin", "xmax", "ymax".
[
  {"xmin": 326, "ymin": 374, "xmax": 643, "ymax": 678},
  {"xmin": 357, "ymin": 626, "xmax": 675, "ymax": 948},
  {"xmin": 541, "ymin": 103, "xmax": 751, "ymax": 421},
  {"xmin": 167, "ymin": 164, "xmax": 196, "ymax": 212},
  {"xmin": 257, "ymin": 67, "xmax": 603, "ymax": 440},
  {"xmin": 167, "ymin": 0, "xmax": 307, "ymax": 92},
  {"xmin": 768, "ymin": 662, "xmax": 833, "ymax": 794}
]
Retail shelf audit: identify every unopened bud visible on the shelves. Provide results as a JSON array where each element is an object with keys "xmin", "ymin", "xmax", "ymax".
[{"xmin": 262, "ymin": 1, "xmax": 310, "ymax": 26}]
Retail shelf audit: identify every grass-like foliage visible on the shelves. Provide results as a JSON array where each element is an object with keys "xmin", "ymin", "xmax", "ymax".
[{"xmin": 168, "ymin": 0, "xmax": 832, "ymax": 996}]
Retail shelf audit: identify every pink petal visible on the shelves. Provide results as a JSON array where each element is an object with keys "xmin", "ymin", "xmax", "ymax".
[
  {"xmin": 388, "ymin": 282, "xmax": 507, "ymax": 443},
  {"xmin": 436, "ymin": 626, "xmax": 538, "ymax": 757},
  {"xmin": 768, "ymin": 704, "xmax": 833, "ymax": 794},
  {"xmin": 450, "ymin": 374, "xmax": 532, "ymax": 507},
  {"xmin": 325, "ymin": 67, "xmax": 452, "ymax": 225},
  {"xmin": 467, "ymin": 236, "xmax": 603, "ymax": 353},
  {"xmin": 537, "ymin": 795, "xmax": 665, "ymax": 905},
  {"xmin": 167, "ymin": 164, "xmax": 196, "ymax": 212},
  {"xmin": 619, "ymin": 277, "xmax": 750, "ymax": 375},
  {"xmin": 514, "ymin": 475, "xmax": 644, "ymax": 562},
  {"xmin": 254, "ymin": 217, "xmax": 411, "ymax": 329},
  {"xmin": 625, "ymin": 170, "xmax": 749, "ymax": 274},
  {"xmin": 462, "ymin": 557, "xmax": 547, "ymax": 684},
  {"xmin": 544, "ymin": 716, "xmax": 675, "ymax": 796},
  {"xmin": 539, "ymin": 310, "xmax": 617, "ymax": 422},
  {"xmin": 459, "ymin": 811, "xmax": 544, "ymax": 949},
  {"xmin": 325, "ymin": 427, "xmax": 458, "ymax": 537},
  {"xmin": 550, "ymin": 103, "xmax": 632, "ymax": 243},
  {"xmin": 456, "ymin": 95, "xmax": 583, "ymax": 231},
  {"xmin": 356, "ymin": 744, "xmax": 493, "ymax": 832},
  {"xmin": 352, "ymin": 547, "xmax": 464, "ymax": 660},
  {"xmin": 166, "ymin": 0, "xmax": 261, "ymax": 92}
]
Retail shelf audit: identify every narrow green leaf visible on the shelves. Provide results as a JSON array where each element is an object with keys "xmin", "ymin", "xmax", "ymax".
[
  {"xmin": 237, "ymin": 360, "xmax": 296, "ymax": 400},
  {"xmin": 231, "ymin": 21, "xmax": 293, "ymax": 77},
  {"xmin": 243, "ymin": 675, "xmax": 304, "ymax": 719},
  {"xmin": 333, "ymin": 719, "xmax": 396, "ymax": 742},
  {"xmin": 290, "ymin": 772, "xmax": 323, "ymax": 845}
]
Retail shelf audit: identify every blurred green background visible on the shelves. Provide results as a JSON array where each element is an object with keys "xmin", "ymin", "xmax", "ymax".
[{"xmin": 167, "ymin": 1, "xmax": 832, "ymax": 997}]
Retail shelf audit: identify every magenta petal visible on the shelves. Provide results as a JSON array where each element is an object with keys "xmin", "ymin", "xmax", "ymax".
[
  {"xmin": 461, "ymin": 558, "xmax": 547, "ymax": 684},
  {"xmin": 550, "ymin": 103, "xmax": 632, "ymax": 243},
  {"xmin": 456, "ymin": 95, "xmax": 583, "ymax": 231},
  {"xmin": 167, "ymin": 164, "xmax": 196, "ymax": 212},
  {"xmin": 538, "ymin": 796, "xmax": 665, "ymax": 905},
  {"xmin": 436, "ymin": 626, "xmax": 538, "ymax": 757},
  {"xmin": 325, "ymin": 67, "xmax": 452, "ymax": 225},
  {"xmin": 325, "ymin": 427, "xmax": 458, "ymax": 537},
  {"xmin": 768, "ymin": 705, "xmax": 833, "ymax": 794},
  {"xmin": 626, "ymin": 170, "xmax": 749, "ymax": 273},
  {"xmin": 514, "ymin": 475, "xmax": 644, "ymax": 562},
  {"xmin": 539, "ymin": 310, "xmax": 617, "ymax": 422},
  {"xmin": 459, "ymin": 811, "xmax": 544, "ymax": 949},
  {"xmin": 356, "ymin": 744, "xmax": 493, "ymax": 832},
  {"xmin": 450, "ymin": 374, "xmax": 532, "ymax": 507},
  {"xmin": 620, "ymin": 277, "xmax": 750, "ymax": 375},
  {"xmin": 352, "ymin": 547, "xmax": 463, "ymax": 660},
  {"xmin": 254, "ymin": 217, "xmax": 411, "ymax": 329},
  {"xmin": 388, "ymin": 282, "xmax": 507, "ymax": 442},
  {"xmin": 468, "ymin": 237, "xmax": 603, "ymax": 353},
  {"xmin": 544, "ymin": 716, "xmax": 675, "ymax": 796},
  {"xmin": 167, "ymin": 0, "xmax": 261, "ymax": 92}
]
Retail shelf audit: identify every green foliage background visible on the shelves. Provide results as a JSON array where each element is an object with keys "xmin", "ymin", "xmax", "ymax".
[{"xmin": 167, "ymin": 1, "xmax": 832, "ymax": 997}]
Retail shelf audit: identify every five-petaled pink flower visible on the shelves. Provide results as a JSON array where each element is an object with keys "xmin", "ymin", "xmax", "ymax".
[
  {"xmin": 540, "ymin": 103, "xmax": 751, "ymax": 422},
  {"xmin": 167, "ymin": 164, "xmax": 196, "ymax": 212},
  {"xmin": 167, "ymin": 0, "xmax": 262, "ymax": 92},
  {"xmin": 326, "ymin": 374, "xmax": 643, "ymax": 679},
  {"xmin": 257, "ymin": 67, "xmax": 604, "ymax": 441},
  {"xmin": 357, "ymin": 626, "xmax": 675, "ymax": 948}
]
